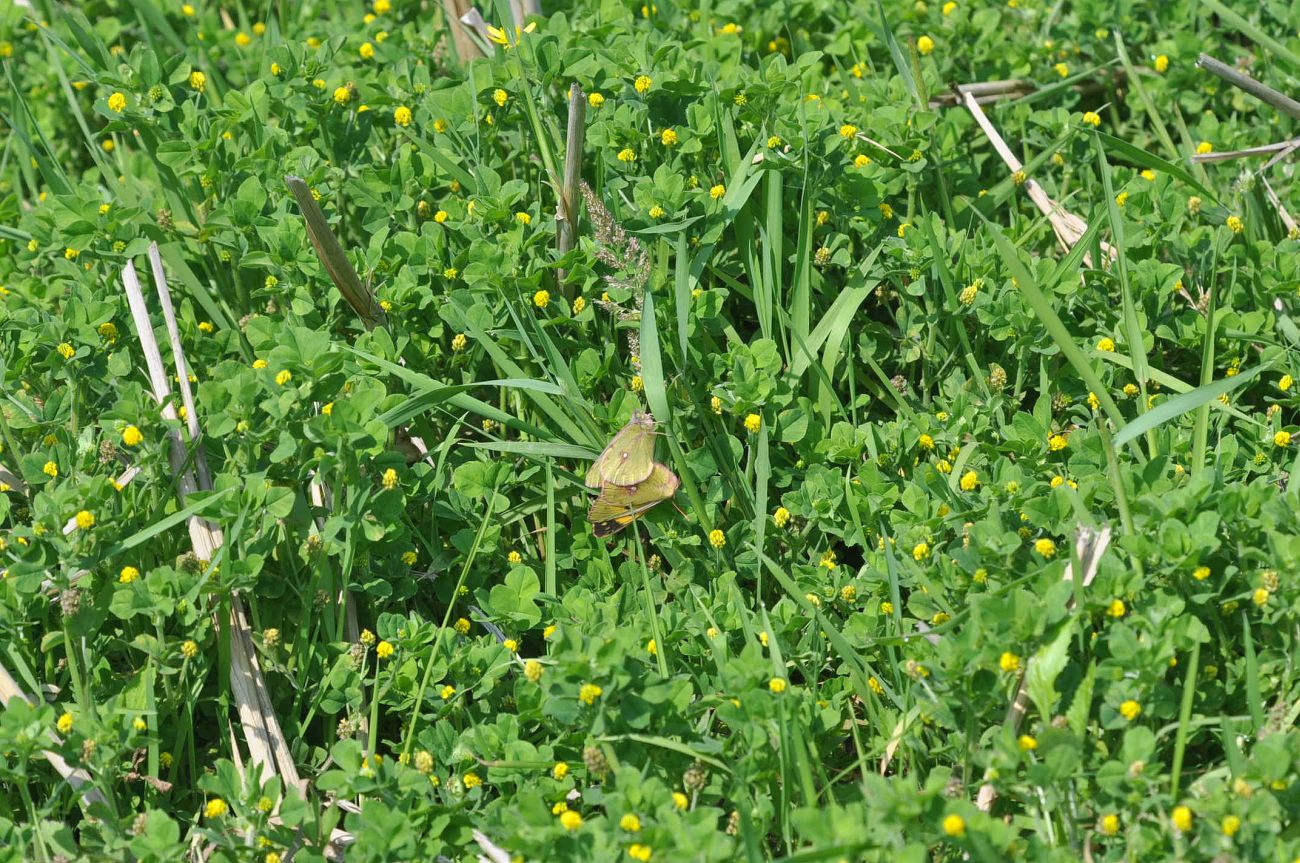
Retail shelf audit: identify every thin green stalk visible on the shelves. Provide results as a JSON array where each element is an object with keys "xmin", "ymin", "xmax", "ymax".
[
  {"xmin": 640, "ymin": 280, "xmax": 711, "ymax": 531},
  {"xmin": 1241, "ymin": 610, "xmax": 1263, "ymax": 732},
  {"xmin": 982, "ymin": 214, "xmax": 1131, "ymax": 445},
  {"xmin": 544, "ymin": 459, "xmax": 556, "ymax": 596},
  {"xmin": 1191, "ymin": 266, "xmax": 1223, "ymax": 475},
  {"xmin": 402, "ymin": 476, "xmax": 501, "ymax": 758},
  {"xmin": 1198, "ymin": 0, "xmax": 1300, "ymax": 69},
  {"xmin": 752, "ymin": 424, "xmax": 769, "ymax": 596},
  {"xmin": 789, "ymin": 167, "xmax": 814, "ymax": 354},
  {"xmin": 761, "ymin": 169, "xmax": 783, "ymax": 341},
  {"xmin": 365, "ymin": 654, "xmax": 383, "ymax": 757},
  {"xmin": 920, "ymin": 214, "xmax": 993, "ymax": 402},
  {"xmin": 1169, "ymin": 641, "xmax": 1200, "ymax": 800},
  {"xmin": 673, "ymin": 230, "xmax": 692, "ymax": 360},
  {"xmin": 634, "ymin": 533, "xmax": 668, "ymax": 678},
  {"xmin": 1095, "ymin": 422, "xmax": 1136, "ymax": 544},
  {"xmin": 1112, "ymin": 35, "xmax": 1180, "ymax": 161},
  {"xmin": 17, "ymin": 774, "xmax": 49, "ymax": 863},
  {"xmin": 1093, "ymin": 131, "xmax": 1154, "ymax": 458},
  {"xmin": 60, "ymin": 617, "xmax": 88, "ymax": 720}
]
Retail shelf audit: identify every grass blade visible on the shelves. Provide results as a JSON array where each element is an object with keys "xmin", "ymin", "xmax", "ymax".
[
  {"xmin": 982, "ymin": 215, "xmax": 1128, "ymax": 435},
  {"xmin": 1111, "ymin": 363, "xmax": 1265, "ymax": 449},
  {"xmin": 1240, "ymin": 610, "xmax": 1264, "ymax": 733},
  {"xmin": 640, "ymin": 281, "xmax": 710, "ymax": 532},
  {"xmin": 1169, "ymin": 641, "xmax": 1200, "ymax": 800},
  {"xmin": 285, "ymin": 175, "xmax": 387, "ymax": 330},
  {"xmin": 1093, "ymin": 132, "xmax": 1154, "ymax": 453},
  {"xmin": 1198, "ymin": 0, "xmax": 1300, "ymax": 70},
  {"xmin": 1110, "ymin": 35, "xmax": 1183, "ymax": 165},
  {"xmin": 1094, "ymin": 131, "xmax": 1218, "ymax": 203}
]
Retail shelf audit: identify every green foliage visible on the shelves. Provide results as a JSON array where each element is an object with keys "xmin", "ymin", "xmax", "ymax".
[{"xmin": 5, "ymin": 0, "xmax": 1300, "ymax": 861}]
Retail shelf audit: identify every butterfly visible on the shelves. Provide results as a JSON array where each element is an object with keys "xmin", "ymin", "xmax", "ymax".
[
  {"xmin": 586, "ymin": 462, "xmax": 680, "ymax": 537},
  {"xmin": 585, "ymin": 410, "xmax": 657, "ymax": 488}
]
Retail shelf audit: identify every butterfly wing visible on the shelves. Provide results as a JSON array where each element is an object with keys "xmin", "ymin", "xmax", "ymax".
[
  {"xmin": 587, "ymin": 462, "xmax": 680, "ymax": 536},
  {"xmin": 590, "ymin": 506, "xmax": 656, "ymax": 537},
  {"xmin": 631, "ymin": 461, "xmax": 680, "ymax": 499},
  {"xmin": 586, "ymin": 463, "xmax": 679, "ymax": 519},
  {"xmin": 585, "ymin": 411, "xmax": 657, "ymax": 488}
]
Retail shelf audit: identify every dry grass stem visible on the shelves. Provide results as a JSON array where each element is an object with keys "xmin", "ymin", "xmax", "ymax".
[
  {"xmin": 975, "ymin": 525, "xmax": 1111, "ymax": 813},
  {"xmin": 961, "ymin": 90, "xmax": 1116, "ymax": 265}
]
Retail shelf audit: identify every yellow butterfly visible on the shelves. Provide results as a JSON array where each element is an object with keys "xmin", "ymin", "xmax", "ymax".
[
  {"xmin": 586, "ymin": 462, "xmax": 679, "ymax": 537},
  {"xmin": 584, "ymin": 410, "xmax": 657, "ymax": 488}
]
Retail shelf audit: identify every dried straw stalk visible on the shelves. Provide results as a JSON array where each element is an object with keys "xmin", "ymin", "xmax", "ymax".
[
  {"xmin": 1189, "ymin": 138, "xmax": 1300, "ymax": 164},
  {"xmin": 555, "ymin": 82, "xmax": 587, "ymax": 292},
  {"xmin": 929, "ymin": 72, "xmax": 1124, "ymax": 108},
  {"xmin": 441, "ymin": 0, "xmax": 482, "ymax": 63},
  {"xmin": 121, "ymin": 251, "xmax": 304, "ymax": 795},
  {"xmin": 1193, "ymin": 53, "xmax": 1300, "ymax": 233},
  {"xmin": 961, "ymin": 90, "xmax": 1116, "ymax": 266},
  {"xmin": 975, "ymin": 525, "xmax": 1111, "ymax": 814},
  {"xmin": 0, "ymin": 661, "xmax": 109, "ymax": 808}
]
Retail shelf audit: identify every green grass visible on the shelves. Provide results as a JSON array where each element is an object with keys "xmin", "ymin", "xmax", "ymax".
[{"xmin": 3, "ymin": 1, "xmax": 1300, "ymax": 861}]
